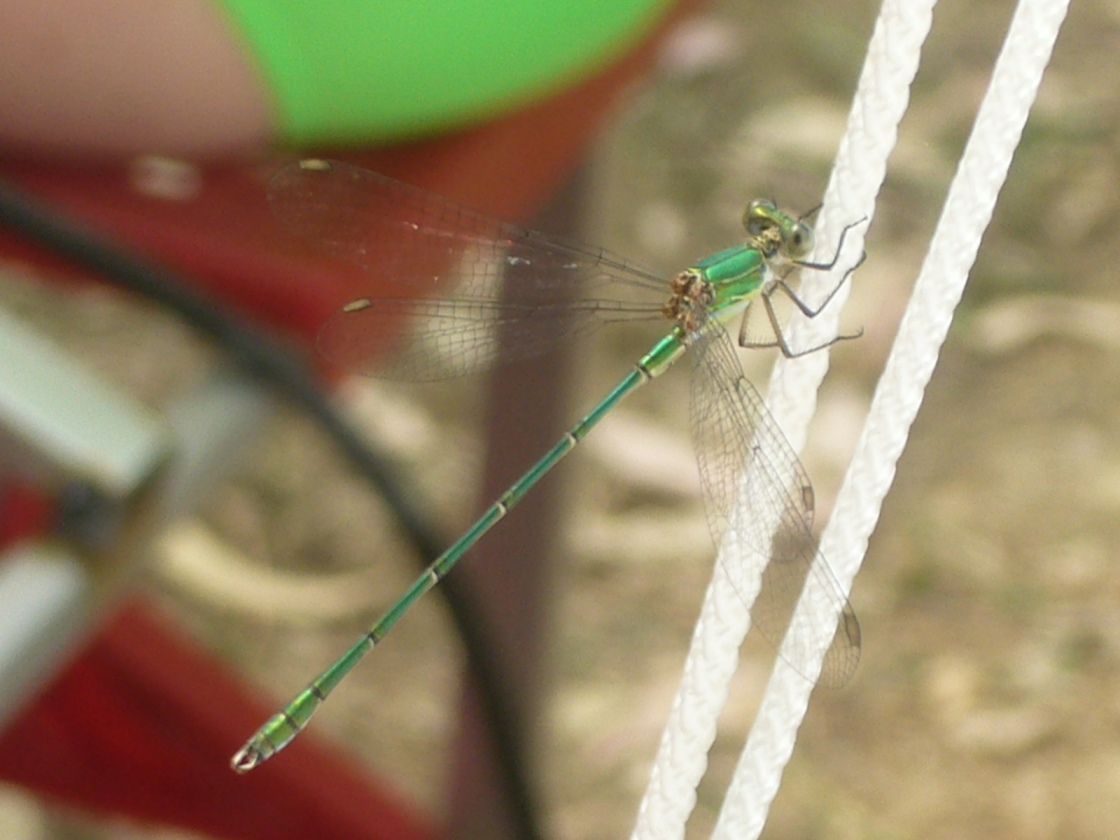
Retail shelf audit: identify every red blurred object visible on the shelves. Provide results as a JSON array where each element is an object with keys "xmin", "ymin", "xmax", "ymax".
[
  {"xmin": 0, "ymin": 598, "xmax": 433, "ymax": 840},
  {"xmin": 0, "ymin": 1, "xmax": 702, "ymax": 836},
  {"xmin": 0, "ymin": 484, "xmax": 54, "ymax": 550}
]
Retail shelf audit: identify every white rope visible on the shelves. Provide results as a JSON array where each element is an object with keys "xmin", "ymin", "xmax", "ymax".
[
  {"xmin": 717, "ymin": 0, "xmax": 1072, "ymax": 837},
  {"xmin": 630, "ymin": 0, "xmax": 1072, "ymax": 836},
  {"xmin": 630, "ymin": 2, "xmax": 930, "ymax": 835}
]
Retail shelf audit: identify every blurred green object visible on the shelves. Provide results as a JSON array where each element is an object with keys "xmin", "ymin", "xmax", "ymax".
[{"xmin": 221, "ymin": 0, "xmax": 674, "ymax": 144}]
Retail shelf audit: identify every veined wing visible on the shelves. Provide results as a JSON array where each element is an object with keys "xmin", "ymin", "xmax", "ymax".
[
  {"xmin": 270, "ymin": 159, "xmax": 668, "ymax": 380},
  {"xmin": 689, "ymin": 326, "xmax": 860, "ymax": 687}
]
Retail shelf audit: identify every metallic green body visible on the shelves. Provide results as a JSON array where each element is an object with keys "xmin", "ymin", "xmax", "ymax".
[{"xmin": 231, "ymin": 179, "xmax": 860, "ymax": 772}]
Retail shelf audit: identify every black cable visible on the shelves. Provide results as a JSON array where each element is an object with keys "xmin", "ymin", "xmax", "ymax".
[{"xmin": 0, "ymin": 172, "xmax": 543, "ymax": 840}]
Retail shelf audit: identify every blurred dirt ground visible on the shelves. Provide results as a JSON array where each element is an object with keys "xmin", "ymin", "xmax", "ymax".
[{"xmin": 4, "ymin": 0, "xmax": 1120, "ymax": 838}]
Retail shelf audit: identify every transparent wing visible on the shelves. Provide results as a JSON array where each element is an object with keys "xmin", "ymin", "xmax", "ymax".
[
  {"xmin": 270, "ymin": 159, "xmax": 668, "ymax": 380},
  {"xmin": 690, "ymin": 326, "xmax": 860, "ymax": 687}
]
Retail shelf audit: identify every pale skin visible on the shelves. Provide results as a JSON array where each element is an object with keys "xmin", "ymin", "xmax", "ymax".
[{"xmin": 0, "ymin": 0, "xmax": 274, "ymax": 160}]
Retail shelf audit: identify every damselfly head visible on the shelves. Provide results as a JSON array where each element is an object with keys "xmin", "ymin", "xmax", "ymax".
[
  {"xmin": 742, "ymin": 199, "xmax": 816, "ymax": 262},
  {"xmin": 742, "ymin": 198, "xmax": 778, "ymax": 235}
]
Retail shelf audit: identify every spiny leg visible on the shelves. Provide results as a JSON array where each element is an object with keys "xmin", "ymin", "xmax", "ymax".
[{"xmin": 738, "ymin": 217, "xmax": 866, "ymax": 357}]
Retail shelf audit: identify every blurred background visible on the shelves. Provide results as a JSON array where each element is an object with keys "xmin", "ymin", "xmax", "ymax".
[{"xmin": 2, "ymin": 0, "xmax": 1120, "ymax": 837}]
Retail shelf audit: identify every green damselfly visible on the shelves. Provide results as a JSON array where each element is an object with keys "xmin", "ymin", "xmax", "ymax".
[{"xmin": 232, "ymin": 158, "xmax": 861, "ymax": 772}]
